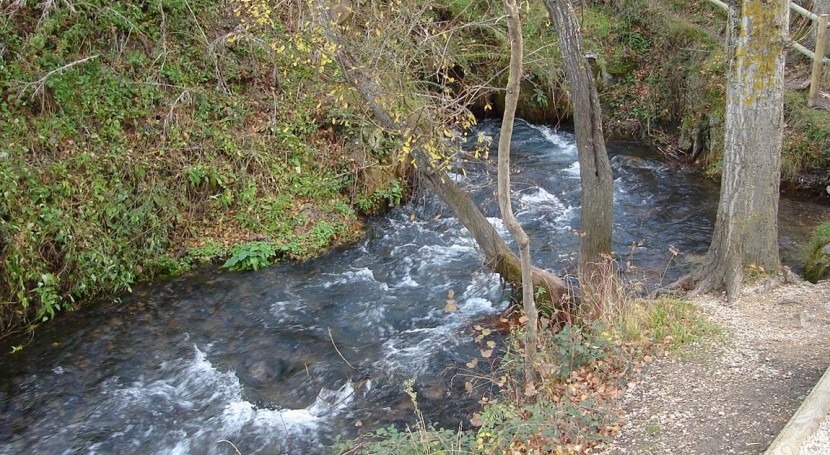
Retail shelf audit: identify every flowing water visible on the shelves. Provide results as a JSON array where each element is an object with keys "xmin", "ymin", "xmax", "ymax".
[{"xmin": 1, "ymin": 120, "xmax": 828, "ymax": 454}]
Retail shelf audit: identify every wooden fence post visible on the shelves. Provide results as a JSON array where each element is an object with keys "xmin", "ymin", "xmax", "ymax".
[{"xmin": 808, "ymin": 14, "xmax": 829, "ymax": 107}]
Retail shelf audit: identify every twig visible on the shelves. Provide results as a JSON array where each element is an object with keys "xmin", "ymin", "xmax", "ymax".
[
  {"xmin": 327, "ymin": 327, "xmax": 358, "ymax": 371},
  {"xmin": 163, "ymin": 89, "xmax": 191, "ymax": 138},
  {"xmin": 17, "ymin": 54, "xmax": 100, "ymax": 100},
  {"xmin": 216, "ymin": 440, "xmax": 242, "ymax": 455}
]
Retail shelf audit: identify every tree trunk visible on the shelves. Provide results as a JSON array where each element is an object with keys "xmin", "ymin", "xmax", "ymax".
[
  {"xmin": 542, "ymin": 0, "xmax": 614, "ymax": 303},
  {"xmin": 498, "ymin": 0, "xmax": 538, "ymax": 380},
  {"xmin": 312, "ymin": 1, "xmax": 569, "ymax": 303},
  {"xmin": 689, "ymin": 0, "xmax": 785, "ymax": 301}
]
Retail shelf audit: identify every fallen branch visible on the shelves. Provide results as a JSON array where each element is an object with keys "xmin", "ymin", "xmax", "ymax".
[{"xmin": 17, "ymin": 54, "xmax": 100, "ymax": 100}]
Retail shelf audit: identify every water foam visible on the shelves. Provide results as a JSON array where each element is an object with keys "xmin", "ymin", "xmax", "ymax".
[
  {"xmin": 529, "ymin": 123, "xmax": 578, "ymax": 156},
  {"xmin": 98, "ymin": 346, "xmax": 355, "ymax": 454},
  {"xmin": 519, "ymin": 187, "xmax": 566, "ymax": 210},
  {"xmin": 378, "ymin": 273, "xmax": 506, "ymax": 374},
  {"xmin": 322, "ymin": 267, "xmax": 389, "ymax": 291},
  {"xmin": 563, "ymin": 161, "xmax": 581, "ymax": 177}
]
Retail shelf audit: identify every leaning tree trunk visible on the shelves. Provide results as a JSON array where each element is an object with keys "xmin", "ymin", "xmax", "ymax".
[
  {"xmin": 312, "ymin": 0, "xmax": 568, "ymax": 303},
  {"xmin": 498, "ymin": 0, "xmax": 538, "ymax": 381},
  {"xmin": 542, "ymin": 0, "xmax": 614, "ymax": 303},
  {"xmin": 689, "ymin": 0, "xmax": 785, "ymax": 301}
]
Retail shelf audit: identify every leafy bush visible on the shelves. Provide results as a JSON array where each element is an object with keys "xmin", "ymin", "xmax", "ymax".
[
  {"xmin": 804, "ymin": 221, "xmax": 830, "ymax": 282},
  {"xmin": 222, "ymin": 242, "xmax": 277, "ymax": 271}
]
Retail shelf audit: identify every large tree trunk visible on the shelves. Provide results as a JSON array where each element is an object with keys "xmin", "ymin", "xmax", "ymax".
[
  {"xmin": 498, "ymin": 0, "xmax": 538, "ymax": 380},
  {"xmin": 542, "ymin": 0, "xmax": 614, "ymax": 301},
  {"xmin": 689, "ymin": 0, "xmax": 785, "ymax": 301},
  {"xmin": 312, "ymin": 1, "xmax": 568, "ymax": 303}
]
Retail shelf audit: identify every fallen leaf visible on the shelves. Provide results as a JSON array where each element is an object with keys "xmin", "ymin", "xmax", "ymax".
[
  {"xmin": 444, "ymin": 301, "xmax": 458, "ymax": 312},
  {"xmin": 466, "ymin": 358, "xmax": 478, "ymax": 368},
  {"xmin": 447, "ymin": 289, "xmax": 455, "ymax": 299},
  {"xmin": 480, "ymin": 349, "xmax": 493, "ymax": 358},
  {"xmin": 470, "ymin": 412, "xmax": 483, "ymax": 427},
  {"xmin": 465, "ymin": 381, "xmax": 474, "ymax": 393},
  {"xmin": 524, "ymin": 382, "xmax": 538, "ymax": 397},
  {"xmin": 486, "ymin": 340, "xmax": 496, "ymax": 348}
]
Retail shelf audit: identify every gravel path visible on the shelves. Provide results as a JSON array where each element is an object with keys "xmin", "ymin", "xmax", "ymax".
[{"xmin": 600, "ymin": 280, "xmax": 830, "ymax": 455}]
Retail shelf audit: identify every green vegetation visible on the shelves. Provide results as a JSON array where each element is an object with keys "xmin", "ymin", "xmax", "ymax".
[
  {"xmin": 783, "ymin": 91, "xmax": 830, "ymax": 181},
  {"xmin": 805, "ymin": 221, "xmax": 830, "ymax": 282},
  {"xmin": 0, "ymin": 0, "xmax": 404, "ymax": 337}
]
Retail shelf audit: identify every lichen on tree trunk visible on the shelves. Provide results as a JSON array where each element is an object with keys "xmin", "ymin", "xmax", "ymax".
[{"xmin": 686, "ymin": 0, "xmax": 786, "ymax": 301}]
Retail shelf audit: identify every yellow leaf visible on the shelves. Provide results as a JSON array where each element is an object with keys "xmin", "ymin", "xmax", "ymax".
[
  {"xmin": 480, "ymin": 349, "xmax": 492, "ymax": 358},
  {"xmin": 466, "ymin": 358, "xmax": 478, "ymax": 368},
  {"xmin": 486, "ymin": 340, "xmax": 495, "ymax": 348},
  {"xmin": 444, "ymin": 300, "xmax": 458, "ymax": 312}
]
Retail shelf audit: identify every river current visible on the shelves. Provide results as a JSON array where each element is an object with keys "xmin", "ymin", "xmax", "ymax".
[{"xmin": 1, "ymin": 120, "xmax": 827, "ymax": 454}]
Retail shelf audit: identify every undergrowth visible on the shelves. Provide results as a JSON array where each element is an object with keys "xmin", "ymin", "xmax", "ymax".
[
  {"xmin": 804, "ymin": 221, "xmax": 830, "ymax": 282},
  {"xmin": 0, "ymin": 0, "xmax": 403, "ymax": 338}
]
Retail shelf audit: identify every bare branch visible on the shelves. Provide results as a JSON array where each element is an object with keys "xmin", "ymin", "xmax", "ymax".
[{"xmin": 17, "ymin": 54, "xmax": 100, "ymax": 101}]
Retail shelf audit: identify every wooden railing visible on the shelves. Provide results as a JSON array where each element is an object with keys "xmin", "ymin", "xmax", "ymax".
[{"xmin": 704, "ymin": 0, "xmax": 829, "ymax": 106}]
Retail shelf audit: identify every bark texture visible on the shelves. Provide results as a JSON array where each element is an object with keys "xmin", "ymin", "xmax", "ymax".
[
  {"xmin": 690, "ymin": 0, "xmax": 785, "ymax": 301},
  {"xmin": 313, "ymin": 1, "xmax": 568, "ymax": 303},
  {"xmin": 498, "ymin": 0, "xmax": 538, "ymax": 378},
  {"xmin": 542, "ymin": 0, "xmax": 614, "ymax": 298}
]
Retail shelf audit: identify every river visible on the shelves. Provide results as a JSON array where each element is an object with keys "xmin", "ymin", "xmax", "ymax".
[{"xmin": 1, "ymin": 120, "xmax": 827, "ymax": 454}]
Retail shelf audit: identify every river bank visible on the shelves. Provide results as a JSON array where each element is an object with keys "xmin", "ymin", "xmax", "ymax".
[{"xmin": 602, "ymin": 279, "xmax": 830, "ymax": 454}]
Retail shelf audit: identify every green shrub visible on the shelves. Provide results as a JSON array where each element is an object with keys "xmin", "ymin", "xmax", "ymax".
[
  {"xmin": 804, "ymin": 221, "xmax": 830, "ymax": 283},
  {"xmin": 222, "ymin": 242, "xmax": 277, "ymax": 272}
]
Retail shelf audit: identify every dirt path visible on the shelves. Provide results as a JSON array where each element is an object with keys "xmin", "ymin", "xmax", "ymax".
[{"xmin": 600, "ymin": 280, "xmax": 830, "ymax": 454}]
